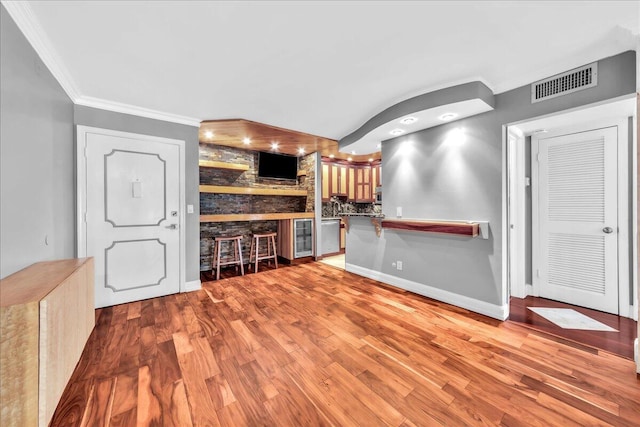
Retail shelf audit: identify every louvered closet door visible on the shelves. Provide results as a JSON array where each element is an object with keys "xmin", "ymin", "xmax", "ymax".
[{"xmin": 536, "ymin": 127, "xmax": 618, "ymax": 314}]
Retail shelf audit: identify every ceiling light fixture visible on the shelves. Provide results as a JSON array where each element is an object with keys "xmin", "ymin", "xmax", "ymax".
[
  {"xmin": 368, "ymin": 158, "xmax": 373, "ymax": 162},
  {"xmin": 389, "ymin": 129, "xmax": 405, "ymax": 136},
  {"xmin": 298, "ymin": 147, "xmax": 305, "ymax": 155},
  {"xmin": 204, "ymin": 130, "xmax": 214, "ymax": 139},
  {"xmin": 271, "ymin": 142, "xmax": 279, "ymax": 150},
  {"xmin": 439, "ymin": 113, "xmax": 458, "ymax": 121},
  {"xmin": 242, "ymin": 137, "xmax": 251, "ymax": 144},
  {"xmin": 351, "ymin": 150, "xmax": 356, "ymax": 155},
  {"xmin": 399, "ymin": 116, "xmax": 417, "ymax": 125},
  {"xmin": 329, "ymin": 154, "xmax": 335, "ymax": 158},
  {"xmin": 347, "ymin": 157, "xmax": 353, "ymax": 162}
]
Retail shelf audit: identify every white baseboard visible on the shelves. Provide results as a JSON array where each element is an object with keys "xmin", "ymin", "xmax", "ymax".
[
  {"xmin": 184, "ymin": 279, "xmax": 202, "ymax": 292},
  {"xmin": 346, "ymin": 263, "xmax": 509, "ymax": 321}
]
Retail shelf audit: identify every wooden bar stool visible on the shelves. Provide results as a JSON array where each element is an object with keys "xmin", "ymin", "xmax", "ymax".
[
  {"xmin": 249, "ymin": 232, "xmax": 278, "ymax": 272},
  {"xmin": 212, "ymin": 235, "xmax": 244, "ymax": 280}
]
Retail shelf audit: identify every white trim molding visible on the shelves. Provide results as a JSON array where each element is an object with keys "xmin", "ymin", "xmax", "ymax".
[
  {"xmin": 2, "ymin": 0, "xmax": 80, "ymax": 100},
  {"xmin": 346, "ymin": 263, "xmax": 509, "ymax": 321},
  {"xmin": 184, "ymin": 280, "xmax": 202, "ymax": 292},
  {"xmin": 75, "ymin": 96, "xmax": 201, "ymax": 128},
  {"xmin": 2, "ymin": 1, "xmax": 201, "ymax": 128}
]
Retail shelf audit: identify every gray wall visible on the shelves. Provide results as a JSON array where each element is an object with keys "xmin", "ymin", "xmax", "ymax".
[
  {"xmin": 74, "ymin": 106, "xmax": 200, "ymax": 284},
  {"xmin": 350, "ymin": 51, "xmax": 636, "ymax": 310},
  {"xmin": 1, "ymin": 5, "xmax": 75, "ymax": 278}
]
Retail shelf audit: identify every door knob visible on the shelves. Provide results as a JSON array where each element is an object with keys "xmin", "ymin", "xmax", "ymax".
[
  {"xmin": 166, "ymin": 224, "xmax": 178, "ymax": 230},
  {"xmin": 602, "ymin": 227, "xmax": 614, "ymax": 234}
]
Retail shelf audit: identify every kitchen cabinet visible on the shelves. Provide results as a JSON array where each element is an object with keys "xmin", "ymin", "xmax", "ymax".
[
  {"xmin": 355, "ymin": 166, "xmax": 373, "ymax": 202},
  {"xmin": 331, "ymin": 163, "xmax": 348, "ymax": 196},
  {"xmin": 322, "ymin": 161, "xmax": 349, "ymax": 200},
  {"xmin": 321, "ymin": 163, "xmax": 331, "ymax": 200},
  {"xmin": 372, "ymin": 164, "xmax": 381, "ymax": 188},
  {"xmin": 347, "ymin": 166, "xmax": 356, "ymax": 200}
]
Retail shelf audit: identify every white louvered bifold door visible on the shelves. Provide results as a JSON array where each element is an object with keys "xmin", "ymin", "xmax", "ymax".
[{"xmin": 536, "ymin": 127, "xmax": 618, "ymax": 314}]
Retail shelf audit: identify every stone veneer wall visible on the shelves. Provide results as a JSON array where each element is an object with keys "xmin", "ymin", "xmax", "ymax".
[{"xmin": 199, "ymin": 144, "xmax": 315, "ymax": 270}]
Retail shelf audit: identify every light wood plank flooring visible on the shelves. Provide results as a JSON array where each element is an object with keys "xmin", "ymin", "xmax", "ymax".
[{"xmin": 51, "ymin": 263, "xmax": 640, "ymax": 426}]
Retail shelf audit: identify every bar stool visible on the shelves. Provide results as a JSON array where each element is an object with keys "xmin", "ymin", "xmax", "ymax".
[
  {"xmin": 249, "ymin": 232, "xmax": 278, "ymax": 272},
  {"xmin": 212, "ymin": 235, "xmax": 244, "ymax": 280}
]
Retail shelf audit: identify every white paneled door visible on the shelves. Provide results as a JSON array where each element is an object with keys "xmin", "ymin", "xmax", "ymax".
[
  {"xmin": 534, "ymin": 126, "xmax": 619, "ymax": 314},
  {"xmin": 77, "ymin": 126, "xmax": 184, "ymax": 308}
]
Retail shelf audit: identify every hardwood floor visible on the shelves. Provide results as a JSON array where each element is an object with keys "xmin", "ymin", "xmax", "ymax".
[
  {"xmin": 509, "ymin": 296, "xmax": 638, "ymax": 360},
  {"xmin": 51, "ymin": 263, "xmax": 640, "ymax": 426}
]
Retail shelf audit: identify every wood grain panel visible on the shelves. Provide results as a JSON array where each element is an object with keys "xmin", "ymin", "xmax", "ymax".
[
  {"xmin": 198, "ymin": 160, "xmax": 249, "ymax": 171},
  {"xmin": 199, "ymin": 118, "xmax": 381, "ymax": 161},
  {"xmin": 199, "ymin": 185, "xmax": 307, "ymax": 196},
  {"xmin": 50, "ymin": 262, "xmax": 640, "ymax": 426},
  {"xmin": 200, "ymin": 212, "xmax": 314, "ymax": 223},
  {"xmin": 0, "ymin": 258, "xmax": 94, "ymax": 427},
  {"xmin": 382, "ymin": 219, "xmax": 480, "ymax": 237}
]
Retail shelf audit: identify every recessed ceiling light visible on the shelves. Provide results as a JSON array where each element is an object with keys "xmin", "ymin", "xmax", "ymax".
[
  {"xmin": 347, "ymin": 157, "xmax": 353, "ymax": 162},
  {"xmin": 376, "ymin": 143, "xmax": 381, "ymax": 149},
  {"xmin": 271, "ymin": 142, "xmax": 279, "ymax": 150},
  {"xmin": 351, "ymin": 150, "xmax": 356, "ymax": 155},
  {"xmin": 389, "ymin": 129, "xmax": 405, "ymax": 136},
  {"xmin": 400, "ymin": 116, "xmax": 417, "ymax": 125},
  {"xmin": 439, "ymin": 113, "xmax": 458, "ymax": 121},
  {"xmin": 242, "ymin": 137, "xmax": 251, "ymax": 144},
  {"xmin": 368, "ymin": 158, "xmax": 373, "ymax": 162},
  {"xmin": 204, "ymin": 130, "xmax": 214, "ymax": 139},
  {"xmin": 329, "ymin": 154, "xmax": 335, "ymax": 158},
  {"xmin": 298, "ymin": 147, "xmax": 305, "ymax": 155}
]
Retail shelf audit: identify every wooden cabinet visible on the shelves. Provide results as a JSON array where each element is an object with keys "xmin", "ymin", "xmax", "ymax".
[
  {"xmin": 331, "ymin": 163, "xmax": 348, "ymax": 196},
  {"xmin": 322, "ymin": 160, "xmax": 380, "ymax": 203},
  {"xmin": 322, "ymin": 161, "xmax": 349, "ymax": 200},
  {"xmin": 321, "ymin": 163, "xmax": 331, "ymax": 200},
  {"xmin": 372, "ymin": 164, "xmax": 381, "ymax": 188},
  {"xmin": 355, "ymin": 166, "xmax": 373, "ymax": 202},
  {"xmin": 0, "ymin": 258, "xmax": 95, "ymax": 427},
  {"xmin": 347, "ymin": 166, "xmax": 356, "ymax": 200}
]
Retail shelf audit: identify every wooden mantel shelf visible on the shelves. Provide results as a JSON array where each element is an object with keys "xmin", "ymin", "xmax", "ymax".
[
  {"xmin": 201, "ymin": 212, "xmax": 315, "ymax": 223},
  {"xmin": 199, "ymin": 160, "xmax": 249, "ymax": 171},
  {"xmin": 200, "ymin": 185, "xmax": 308, "ymax": 196},
  {"xmin": 381, "ymin": 219, "xmax": 483, "ymax": 237}
]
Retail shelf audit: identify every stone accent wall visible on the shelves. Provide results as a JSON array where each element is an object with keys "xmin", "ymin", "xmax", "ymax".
[{"xmin": 199, "ymin": 144, "xmax": 315, "ymax": 271}]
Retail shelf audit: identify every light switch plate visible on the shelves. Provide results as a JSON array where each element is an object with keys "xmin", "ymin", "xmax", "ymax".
[
  {"xmin": 187, "ymin": 204, "xmax": 194, "ymax": 214},
  {"xmin": 396, "ymin": 207, "xmax": 402, "ymax": 217}
]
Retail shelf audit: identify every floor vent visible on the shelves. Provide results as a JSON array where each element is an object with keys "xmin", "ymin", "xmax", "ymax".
[{"xmin": 531, "ymin": 62, "xmax": 597, "ymax": 103}]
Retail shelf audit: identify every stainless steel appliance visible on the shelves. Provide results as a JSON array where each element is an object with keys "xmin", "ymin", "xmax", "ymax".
[
  {"xmin": 294, "ymin": 218, "xmax": 313, "ymax": 258},
  {"xmin": 321, "ymin": 219, "xmax": 340, "ymax": 255}
]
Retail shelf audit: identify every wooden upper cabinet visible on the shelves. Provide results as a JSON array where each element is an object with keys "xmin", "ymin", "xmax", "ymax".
[
  {"xmin": 348, "ymin": 166, "xmax": 356, "ymax": 201},
  {"xmin": 321, "ymin": 162, "xmax": 331, "ymax": 201},
  {"xmin": 331, "ymin": 163, "xmax": 348, "ymax": 196},
  {"xmin": 355, "ymin": 166, "xmax": 373, "ymax": 202},
  {"xmin": 372, "ymin": 164, "xmax": 381, "ymax": 188}
]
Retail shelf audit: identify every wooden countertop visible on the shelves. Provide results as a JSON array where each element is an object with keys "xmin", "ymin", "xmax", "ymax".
[
  {"xmin": 0, "ymin": 258, "xmax": 92, "ymax": 306},
  {"xmin": 201, "ymin": 212, "xmax": 315, "ymax": 222},
  {"xmin": 381, "ymin": 219, "xmax": 480, "ymax": 237}
]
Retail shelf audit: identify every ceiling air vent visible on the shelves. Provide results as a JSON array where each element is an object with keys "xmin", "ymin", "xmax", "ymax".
[{"xmin": 531, "ymin": 62, "xmax": 597, "ymax": 103}]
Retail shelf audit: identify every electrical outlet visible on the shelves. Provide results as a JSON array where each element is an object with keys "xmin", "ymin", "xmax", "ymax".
[
  {"xmin": 396, "ymin": 206, "xmax": 402, "ymax": 217},
  {"xmin": 187, "ymin": 204, "xmax": 194, "ymax": 214},
  {"xmin": 397, "ymin": 261, "xmax": 403, "ymax": 270},
  {"xmin": 391, "ymin": 262, "xmax": 396, "ymax": 268}
]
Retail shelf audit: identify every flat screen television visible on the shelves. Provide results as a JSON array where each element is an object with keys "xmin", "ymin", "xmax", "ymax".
[{"xmin": 258, "ymin": 152, "xmax": 298, "ymax": 180}]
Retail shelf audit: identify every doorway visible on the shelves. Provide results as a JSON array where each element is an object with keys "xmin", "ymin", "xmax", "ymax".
[
  {"xmin": 506, "ymin": 97, "xmax": 636, "ymax": 319},
  {"xmin": 77, "ymin": 126, "xmax": 186, "ymax": 308}
]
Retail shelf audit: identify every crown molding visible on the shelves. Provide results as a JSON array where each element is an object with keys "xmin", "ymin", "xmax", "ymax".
[
  {"xmin": 2, "ymin": 0, "xmax": 201, "ymax": 128},
  {"xmin": 2, "ymin": 0, "xmax": 81, "ymax": 100},
  {"xmin": 75, "ymin": 96, "xmax": 201, "ymax": 127}
]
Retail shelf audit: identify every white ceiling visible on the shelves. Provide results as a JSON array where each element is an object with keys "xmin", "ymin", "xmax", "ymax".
[{"xmin": 6, "ymin": 1, "xmax": 639, "ymax": 140}]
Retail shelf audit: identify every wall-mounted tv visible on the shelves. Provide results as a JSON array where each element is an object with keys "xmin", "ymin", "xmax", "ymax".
[{"xmin": 258, "ymin": 152, "xmax": 298, "ymax": 180}]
